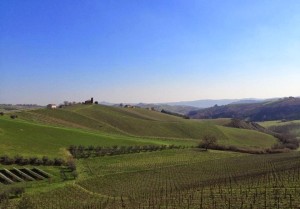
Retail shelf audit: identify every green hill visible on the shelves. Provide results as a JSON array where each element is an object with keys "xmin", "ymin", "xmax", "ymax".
[{"xmin": 0, "ymin": 104, "xmax": 278, "ymax": 158}]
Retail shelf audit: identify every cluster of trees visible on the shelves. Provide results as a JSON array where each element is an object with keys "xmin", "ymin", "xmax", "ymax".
[
  {"xmin": 273, "ymin": 133, "xmax": 299, "ymax": 150},
  {"xmin": 197, "ymin": 135, "xmax": 296, "ymax": 154},
  {"xmin": 69, "ymin": 144, "xmax": 184, "ymax": 158},
  {"xmin": 0, "ymin": 186, "xmax": 25, "ymax": 207},
  {"xmin": 0, "ymin": 155, "xmax": 65, "ymax": 166},
  {"xmin": 60, "ymin": 158, "xmax": 78, "ymax": 180},
  {"xmin": 161, "ymin": 109, "xmax": 190, "ymax": 119}
]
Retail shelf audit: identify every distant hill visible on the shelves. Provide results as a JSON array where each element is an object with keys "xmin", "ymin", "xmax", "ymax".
[
  {"xmin": 135, "ymin": 103, "xmax": 199, "ymax": 115},
  {"xmin": 188, "ymin": 97, "xmax": 300, "ymax": 121},
  {"xmin": 100, "ymin": 99, "xmax": 266, "ymax": 113},
  {"xmin": 166, "ymin": 99, "xmax": 239, "ymax": 108},
  {"xmin": 100, "ymin": 102, "xmax": 200, "ymax": 115}
]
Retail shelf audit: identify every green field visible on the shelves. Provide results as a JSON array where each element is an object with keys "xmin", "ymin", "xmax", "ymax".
[
  {"xmin": 0, "ymin": 105, "xmax": 278, "ymax": 158},
  {"xmin": 1, "ymin": 104, "xmax": 298, "ymax": 209}
]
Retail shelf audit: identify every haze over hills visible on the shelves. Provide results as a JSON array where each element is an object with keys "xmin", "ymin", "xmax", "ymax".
[
  {"xmin": 165, "ymin": 99, "xmax": 264, "ymax": 108},
  {"xmin": 98, "ymin": 98, "xmax": 269, "ymax": 115},
  {"xmin": 189, "ymin": 97, "xmax": 300, "ymax": 121},
  {"xmin": 101, "ymin": 99, "xmax": 267, "ymax": 109}
]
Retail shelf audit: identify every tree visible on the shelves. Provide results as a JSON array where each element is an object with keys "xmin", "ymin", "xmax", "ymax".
[{"xmin": 199, "ymin": 135, "xmax": 218, "ymax": 151}]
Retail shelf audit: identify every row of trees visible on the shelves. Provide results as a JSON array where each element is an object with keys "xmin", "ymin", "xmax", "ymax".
[
  {"xmin": 69, "ymin": 144, "xmax": 185, "ymax": 158},
  {"xmin": 161, "ymin": 109, "xmax": 190, "ymax": 119},
  {"xmin": 198, "ymin": 135, "xmax": 296, "ymax": 154},
  {"xmin": 0, "ymin": 155, "xmax": 65, "ymax": 166}
]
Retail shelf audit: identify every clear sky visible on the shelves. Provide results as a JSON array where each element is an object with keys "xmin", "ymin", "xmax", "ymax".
[{"xmin": 1, "ymin": 0, "xmax": 300, "ymax": 105}]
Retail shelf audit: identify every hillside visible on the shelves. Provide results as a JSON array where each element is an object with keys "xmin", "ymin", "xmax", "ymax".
[
  {"xmin": 0, "ymin": 104, "xmax": 278, "ymax": 158},
  {"xmin": 135, "ymin": 103, "xmax": 199, "ymax": 115},
  {"xmin": 188, "ymin": 97, "xmax": 300, "ymax": 121},
  {"xmin": 259, "ymin": 120, "xmax": 300, "ymax": 141}
]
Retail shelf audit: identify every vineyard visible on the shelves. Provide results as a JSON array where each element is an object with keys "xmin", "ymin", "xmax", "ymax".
[
  {"xmin": 14, "ymin": 149, "xmax": 300, "ymax": 209},
  {"xmin": 1, "ymin": 106, "xmax": 299, "ymax": 208}
]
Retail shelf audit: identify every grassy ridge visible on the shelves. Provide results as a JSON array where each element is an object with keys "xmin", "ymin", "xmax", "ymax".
[
  {"xmin": 18, "ymin": 104, "xmax": 277, "ymax": 144},
  {"xmin": 1, "ymin": 104, "xmax": 278, "ymax": 158},
  {"xmin": 19, "ymin": 105, "xmax": 223, "ymax": 139}
]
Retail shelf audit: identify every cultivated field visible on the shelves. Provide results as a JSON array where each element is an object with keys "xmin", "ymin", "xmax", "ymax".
[{"xmin": 0, "ymin": 104, "xmax": 299, "ymax": 208}]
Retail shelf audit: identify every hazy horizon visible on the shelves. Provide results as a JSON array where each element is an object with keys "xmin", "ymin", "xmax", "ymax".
[{"xmin": 1, "ymin": 1, "xmax": 300, "ymax": 105}]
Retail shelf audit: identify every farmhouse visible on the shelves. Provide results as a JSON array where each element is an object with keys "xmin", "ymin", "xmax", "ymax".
[
  {"xmin": 47, "ymin": 104, "xmax": 57, "ymax": 109},
  {"xmin": 124, "ymin": 105, "xmax": 135, "ymax": 108}
]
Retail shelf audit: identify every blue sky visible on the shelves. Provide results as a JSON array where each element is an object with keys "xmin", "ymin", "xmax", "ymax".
[{"xmin": 1, "ymin": 0, "xmax": 300, "ymax": 104}]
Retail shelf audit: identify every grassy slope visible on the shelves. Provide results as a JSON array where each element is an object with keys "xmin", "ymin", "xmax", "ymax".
[
  {"xmin": 0, "ymin": 117, "xmax": 194, "ymax": 158},
  {"xmin": 18, "ymin": 105, "xmax": 224, "ymax": 139},
  {"xmin": 217, "ymin": 125, "xmax": 277, "ymax": 148},
  {"xmin": 0, "ymin": 104, "xmax": 278, "ymax": 158}
]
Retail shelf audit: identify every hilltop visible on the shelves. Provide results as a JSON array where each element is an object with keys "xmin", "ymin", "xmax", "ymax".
[
  {"xmin": 0, "ymin": 104, "xmax": 278, "ymax": 158},
  {"xmin": 188, "ymin": 97, "xmax": 300, "ymax": 121}
]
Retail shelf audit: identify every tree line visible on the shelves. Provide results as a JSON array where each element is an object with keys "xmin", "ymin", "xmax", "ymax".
[
  {"xmin": 161, "ymin": 109, "xmax": 190, "ymax": 119},
  {"xmin": 68, "ymin": 144, "xmax": 185, "ymax": 158},
  {"xmin": 198, "ymin": 134, "xmax": 299, "ymax": 154},
  {"xmin": 0, "ymin": 155, "xmax": 65, "ymax": 166}
]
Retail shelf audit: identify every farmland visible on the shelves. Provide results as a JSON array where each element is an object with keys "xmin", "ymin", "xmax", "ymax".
[
  {"xmin": 0, "ymin": 104, "xmax": 299, "ymax": 208},
  {"xmin": 7, "ymin": 149, "xmax": 300, "ymax": 209}
]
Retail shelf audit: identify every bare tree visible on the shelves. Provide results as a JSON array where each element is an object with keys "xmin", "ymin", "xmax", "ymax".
[{"xmin": 199, "ymin": 135, "xmax": 218, "ymax": 151}]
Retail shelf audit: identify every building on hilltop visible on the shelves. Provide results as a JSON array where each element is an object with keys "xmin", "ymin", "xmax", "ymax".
[
  {"xmin": 84, "ymin": 97, "xmax": 94, "ymax": 104},
  {"xmin": 47, "ymin": 104, "xmax": 57, "ymax": 109}
]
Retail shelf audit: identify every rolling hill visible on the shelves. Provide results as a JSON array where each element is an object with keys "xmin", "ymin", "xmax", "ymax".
[
  {"xmin": 188, "ymin": 97, "xmax": 300, "ymax": 121},
  {"xmin": 0, "ymin": 104, "xmax": 278, "ymax": 158}
]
